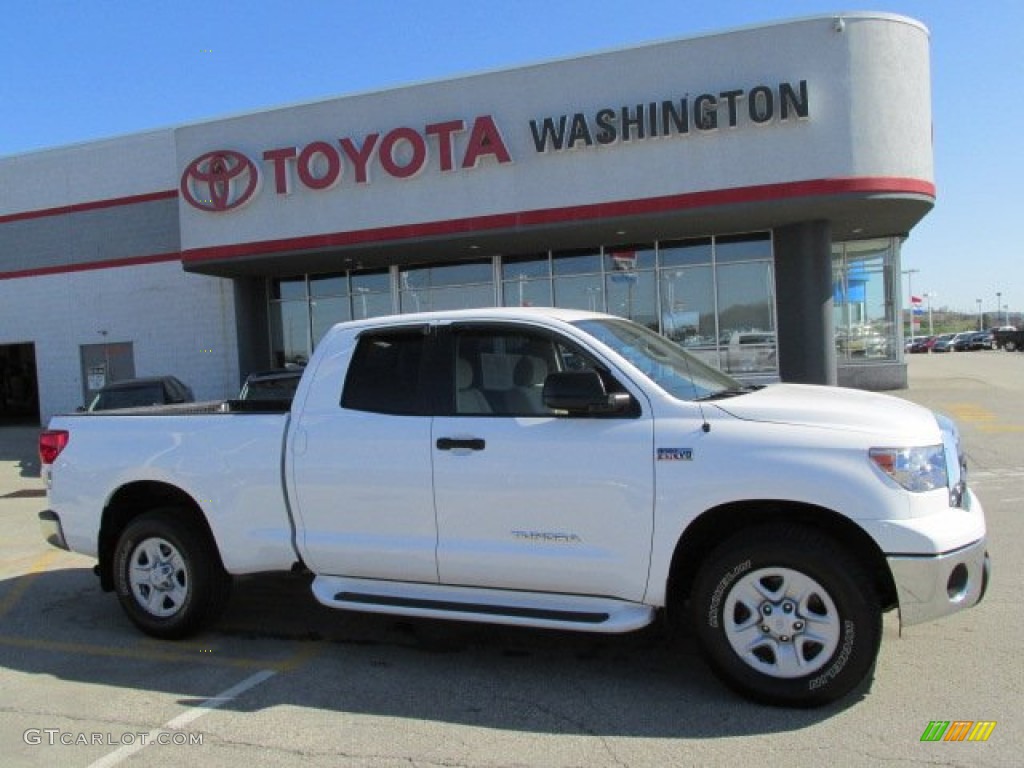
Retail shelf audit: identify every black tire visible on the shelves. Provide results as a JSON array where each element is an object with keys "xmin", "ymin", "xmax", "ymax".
[
  {"xmin": 690, "ymin": 524, "xmax": 881, "ymax": 707},
  {"xmin": 113, "ymin": 507, "xmax": 231, "ymax": 639}
]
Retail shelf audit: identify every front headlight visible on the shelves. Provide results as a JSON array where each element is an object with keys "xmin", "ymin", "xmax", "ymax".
[{"xmin": 869, "ymin": 445, "xmax": 948, "ymax": 492}]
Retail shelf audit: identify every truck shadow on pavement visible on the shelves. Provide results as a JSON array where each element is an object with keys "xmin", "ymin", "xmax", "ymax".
[
  {"xmin": 0, "ymin": 425, "xmax": 41, "ymax": 479},
  {"xmin": 0, "ymin": 566, "xmax": 866, "ymax": 738}
]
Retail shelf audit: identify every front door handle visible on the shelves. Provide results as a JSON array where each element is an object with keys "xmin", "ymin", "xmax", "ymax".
[{"xmin": 436, "ymin": 437, "xmax": 486, "ymax": 451}]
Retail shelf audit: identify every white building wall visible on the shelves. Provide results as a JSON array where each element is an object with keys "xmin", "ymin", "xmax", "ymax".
[
  {"xmin": 0, "ymin": 261, "xmax": 238, "ymax": 423},
  {"xmin": 0, "ymin": 129, "xmax": 176, "ymax": 215}
]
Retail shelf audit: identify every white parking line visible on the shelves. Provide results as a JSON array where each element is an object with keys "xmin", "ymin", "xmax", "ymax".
[{"xmin": 86, "ymin": 668, "xmax": 277, "ymax": 768}]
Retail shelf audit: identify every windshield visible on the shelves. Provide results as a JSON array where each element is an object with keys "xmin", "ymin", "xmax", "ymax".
[{"xmin": 573, "ymin": 318, "xmax": 746, "ymax": 401}]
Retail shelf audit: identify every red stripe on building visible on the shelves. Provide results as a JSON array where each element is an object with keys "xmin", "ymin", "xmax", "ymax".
[
  {"xmin": 0, "ymin": 189, "xmax": 178, "ymax": 225},
  {"xmin": 0, "ymin": 253, "xmax": 181, "ymax": 281}
]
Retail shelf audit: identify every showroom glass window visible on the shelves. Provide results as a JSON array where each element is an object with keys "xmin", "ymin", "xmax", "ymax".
[
  {"xmin": 270, "ymin": 269, "xmax": 394, "ymax": 366},
  {"xmin": 713, "ymin": 233, "xmax": 776, "ymax": 375},
  {"xmin": 657, "ymin": 234, "xmax": 776, "ymax": 375},
  {"xmin": 659, "ymin": 238, "xmax": 715, "ymax": 365},
  {"xmin": 267, "ymin": 232, "xmax": 778, "ymax": 377},
  {"xmin": 270, "ymin": 277, "xmax": 311, "ymax": 367},
  {"xmin": 832, "ymin": 239, "xmax": 899, "ymax": 363},
  {"xmin": 605, "ymin": 245, "xmax": 657, "ymax": 331},
  {"xmin": 399, "ymin": 259, "xmax": 496, "ymax": 312},
  {"xmin": 552, "ymin": 249, "xmax": 604, "ymax": 311},
  {"xmin": 502, "ymin": 253, "xmax": 552, "ymax": 308}
]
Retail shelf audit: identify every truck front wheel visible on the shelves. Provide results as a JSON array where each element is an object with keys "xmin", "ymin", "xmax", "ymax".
[
  {"xmin": 691, "ymin": 524, "xmax": 881, "ymax": 707},
  {"xmin": 113, "ymin": 508, "xmax": 231, "ymax": 639}
]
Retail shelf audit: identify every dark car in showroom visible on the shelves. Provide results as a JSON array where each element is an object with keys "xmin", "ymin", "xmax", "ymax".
[{"xmin": 85, "ymin": 376, "xmax": 194, "ymax": 412}]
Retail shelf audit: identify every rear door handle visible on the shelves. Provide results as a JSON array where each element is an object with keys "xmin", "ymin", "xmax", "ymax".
[{"xmin": 436, "ymin": 437, "xmax": 486, "ymax": 451}]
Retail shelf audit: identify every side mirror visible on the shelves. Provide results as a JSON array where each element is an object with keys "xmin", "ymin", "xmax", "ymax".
[{"xmin": 542, "ymin": 370, "xmax": 631, "ymax": 414}]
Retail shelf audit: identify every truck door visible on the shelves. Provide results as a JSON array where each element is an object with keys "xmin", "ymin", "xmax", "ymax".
[
  {"xmin": 289, "ymin": 326, "xmax": 440, "ymax": 583},
  {"xmin": 432, "ymin": 324, "xmax": 655, "ymax": 601}
]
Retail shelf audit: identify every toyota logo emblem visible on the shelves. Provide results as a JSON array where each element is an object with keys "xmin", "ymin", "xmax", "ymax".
[{"xmin": 180, "ymin": 150, "xmax": 259, "ymax": 212}]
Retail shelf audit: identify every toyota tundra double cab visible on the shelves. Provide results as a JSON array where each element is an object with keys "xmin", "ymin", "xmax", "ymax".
[{"xmin": 39, "ymin": 308, "xmax": 990, "ymax": 706}]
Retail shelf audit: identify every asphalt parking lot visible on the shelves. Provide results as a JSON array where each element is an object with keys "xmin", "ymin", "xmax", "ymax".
[{"xmin": 1, "ymin": 350, "xmax": 1020, "ymax": 767}]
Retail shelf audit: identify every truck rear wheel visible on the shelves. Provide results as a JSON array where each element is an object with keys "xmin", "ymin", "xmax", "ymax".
[
  {"xmin": 113, "ymin": 508, "xmax": 231, "ymax": 639},
  {"xmin": 691, "ymin": 524, "xmax": 881, "ymax": 707}
]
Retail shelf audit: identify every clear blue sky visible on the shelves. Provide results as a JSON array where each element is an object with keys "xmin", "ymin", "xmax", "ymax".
[{"xmin": 1, "ymin": 1, "xmax": 1020, "ymax": 316}]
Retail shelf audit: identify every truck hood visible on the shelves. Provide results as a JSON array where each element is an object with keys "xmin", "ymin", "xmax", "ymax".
[{"xmin": 711, "ymin": 383, "xmax": 939, "ymax": 438}]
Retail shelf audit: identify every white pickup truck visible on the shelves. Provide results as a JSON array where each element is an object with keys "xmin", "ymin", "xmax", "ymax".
[{"xmin": 38, "ymin": 308, "xmax": 990, "ymax": 707}]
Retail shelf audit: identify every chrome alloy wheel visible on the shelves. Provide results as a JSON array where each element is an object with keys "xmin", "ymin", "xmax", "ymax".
[
  {"xmin": 127, "ymin": 536, "xmax": 189, "ymax": 618},
  {"xmin": 722, "ymin": 566, "xmax": 841, "ymax": 679}
]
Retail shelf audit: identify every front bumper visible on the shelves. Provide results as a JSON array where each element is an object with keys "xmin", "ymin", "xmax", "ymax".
[
  {"xmin": 887, "ymin": 537, "xmax": 990, "ymax": 627},
  {"xmin": 38, "ymin": 510, "xmax": 69, "ymax": 551}
]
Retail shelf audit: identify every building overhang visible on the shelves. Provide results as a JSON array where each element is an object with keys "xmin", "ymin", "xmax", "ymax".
[{"xmin": 181, "ymin": 176, "xmax": 933, "ymax": 277}]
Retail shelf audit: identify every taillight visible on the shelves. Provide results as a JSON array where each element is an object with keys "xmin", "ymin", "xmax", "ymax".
[{"xmin": 39, "ymin": 430, "xmax": 69, "ymax": 465}]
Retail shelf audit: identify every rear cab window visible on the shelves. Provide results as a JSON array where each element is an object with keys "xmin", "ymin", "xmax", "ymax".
[{"xmin": 341, "ymin": 328, "xmax": 431, "ymax": 415}]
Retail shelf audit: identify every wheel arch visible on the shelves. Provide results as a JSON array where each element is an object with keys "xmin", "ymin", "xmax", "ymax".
[
  {"xmin": 98, "ymin": 481, "xmax": 219, "ymax": 591},
  {"xmin": 666, "ymin": 500, "xmax": 898, "ymax": 619}
]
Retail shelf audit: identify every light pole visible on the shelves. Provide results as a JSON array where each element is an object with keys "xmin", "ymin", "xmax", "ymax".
[
  {"xmin": 996, "ymin": 292, "xmax": 1003, "ymax": 326},
  {"xmin": 923, "ymin": 292, "xmax": 936, "ymax": 337},
  {"xmin": 355, "ymin": 287, "xmax": 370, "ymax": 318},
  {"xmin": 976, "ymin": 299, "xmax": 983, "ymax": 330}
]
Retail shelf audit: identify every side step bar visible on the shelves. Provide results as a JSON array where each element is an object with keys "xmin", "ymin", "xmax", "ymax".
[{"xmin": 311, "ymin": 575, "xmax": 655, "ymax": 634}]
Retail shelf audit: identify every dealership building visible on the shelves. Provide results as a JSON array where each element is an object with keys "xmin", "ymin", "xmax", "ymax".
[{"xmin": 1, "ymin": 12, "xmax": 934, "ymax": 425}]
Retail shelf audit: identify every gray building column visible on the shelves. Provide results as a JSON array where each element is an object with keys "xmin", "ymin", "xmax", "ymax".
[
  {"xmin": 232, "ymin": 277, "xmax": 271, "ymax": 386},
  {"xmin": 773, "ymin": 221, "xmax": 835, "ymax": 385}
]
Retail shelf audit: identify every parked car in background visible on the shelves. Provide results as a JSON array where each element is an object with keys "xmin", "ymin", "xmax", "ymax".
[
  {"xmin": 906, "ymin": 336, "xmax": 933, "ymax": 353},
  {"xmin": 948, "ymin": 332, "xmax": 974, "ymax": 352},
  {"xmin": 992, "ymin": 327, "xmax": 1023, "ymax": 351},
  {"xmin": 836, "ymin": 325, "xmax": 889, "ymax": 358},
  {"xmin": 908, "ymin": 336, "xmax": 935, "ymax": 353},
  {"xmin": 238, "ymin": 368, "xmax": 304, "ymax": 402},
  {"xmin": 968, "ymin": 332, "xmax": 994, "ymax": 351},
  {"xmin": 930, "ymin": 333, "xmax": 956, "ymax": 353},
  {"xmin": 945, "ymin": 332, "xmax": 993, "ymax": 352},
  {"xmin": 950, "ymin": 332, "xmax": 988, "ymax": 352},
  {"xmin": 720, "ymin": 331, "xmax": 776, "ymax": 372},
  {"xmin": 85, "ymin": 376, "xmax": 194, "ymax": 412}
]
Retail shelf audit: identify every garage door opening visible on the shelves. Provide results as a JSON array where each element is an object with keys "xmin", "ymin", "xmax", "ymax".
[{"xmin": 0, "ymin": 343, "xmax": 40, "ymax": 425}]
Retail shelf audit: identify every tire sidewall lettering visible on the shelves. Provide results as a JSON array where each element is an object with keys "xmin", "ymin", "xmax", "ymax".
[
  {"xmin": 707, "ymin": 559, "xmax": 752, "ymax": 628},
  {"xmin": 808, "ymin": 619, "xmax": 856, "ymax": 691},
  {"xmin": 690, "ymin": 525, "xmax": 882, "ymax": 706}
]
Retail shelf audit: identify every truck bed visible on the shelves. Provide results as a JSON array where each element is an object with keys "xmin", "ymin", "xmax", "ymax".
[
  {"xmin": 76, "ymin": 399, "xmax": 294, "ymax": 416},
  {"xmin": 47, "ymin": 406, "xmax": 298, "ymax": 574}
]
